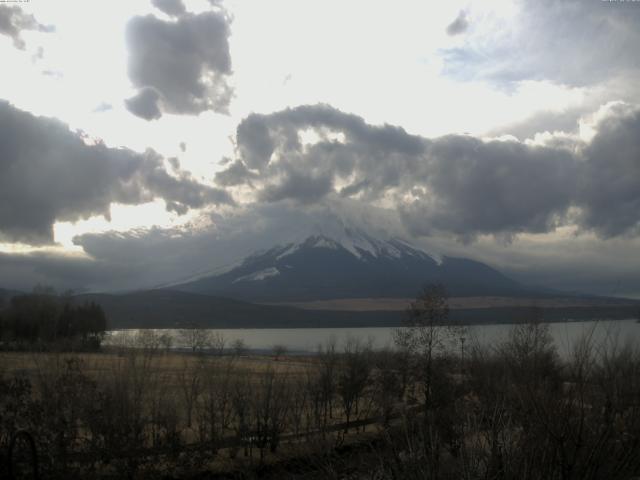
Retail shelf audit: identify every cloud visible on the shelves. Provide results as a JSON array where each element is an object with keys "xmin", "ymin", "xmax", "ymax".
[
  {"xmin": 223, "ymin": 104, "xmax": 425, "ymax": 204},
  {"xmin": 168, "ymin": 157, "xmax": 180, "ymax": 171},
  {"xmin": 233, "ymin": 105, "xmax": 425, "ymax": 173},
  {"xmin": 3, "ymin": 98, "xmax": 640, "ymax": 294},
  {"xmin": 0, "ymin": 250, "xmax": 128, "ymax": 293},
  {"xmin": 259, "ymin": 170, "xmax": 333, "ymax": 204},
  {"xmin": 577, "ymin": 103, "xmax": 640, "ymax": 237},
  {"xmin": 0, "ymin": 5, "xmax": 54, "ymax": 50},
  {"xmin": 151, "ymin": 0, "xmax": 186, "ymax": 17},
  {"xmin": 220, "ymin": 104, "xmax": 573, "ymax": 238},
  {"xmin": 446, "ymin": 11, "xmax": 468, "ymax": 36},
  {"xmin": 0, "ymin": 100, "xmax": 233, "ymax": 244},
  {"xmin": 125, "ymin": 8, "xmax": 233, "ymax": 119},
  {"xmin": 441, "ymin": 0, "xmax": 640, "ymax": 88},
  {"xmin": 486, "ymin": 107, "xmax": 587, "ymax": 141},
  {"xmin": 399, "ymin": 136, "xmax": 577, "ymax": 241},
  {"xmin": 425, "ymin": 230, "xmax": 640, "ymax": 299},
  {"xmin": 124, "ymin": 86, "xmax": 162, "ymax": 120},
  {"xmin": 218, "ymin": 102, "xmax": 640, "ymax": 241},
  {"xmin": 215, "ymin": 159, "xmax": 258, "ymax": 186},
  {"xmin": 92, "ymin": 102, "xmax": 113, "ymax": 113}
]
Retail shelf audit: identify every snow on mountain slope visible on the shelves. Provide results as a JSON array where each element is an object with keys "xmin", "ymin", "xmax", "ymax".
[
  {"xmin": 232, "ymin": 267, "xmax": 280, "ymax": 283},
  {"xmin": 270, "ymin": 228, "xmax": 442, "ymax": 265}
]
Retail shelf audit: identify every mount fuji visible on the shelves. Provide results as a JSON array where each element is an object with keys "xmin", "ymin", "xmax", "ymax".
[{"xmin": 174, "ymin": 229, "xmax": 525, "ymax": 302}]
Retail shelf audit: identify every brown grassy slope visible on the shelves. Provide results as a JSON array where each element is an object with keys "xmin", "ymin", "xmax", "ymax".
[{"xmin": 265, "ymin": 295, "xmax": 639, "ymax": 311}]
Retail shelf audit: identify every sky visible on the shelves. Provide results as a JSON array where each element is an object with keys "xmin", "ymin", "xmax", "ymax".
[{"xmin": 1, "ymin": 0, "xmax": 640, "ymax": 298}]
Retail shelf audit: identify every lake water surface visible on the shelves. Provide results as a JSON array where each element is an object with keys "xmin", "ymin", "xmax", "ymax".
[{"xmin": 106, "ymin": 319, "xmax": 640, "ymax": 357}]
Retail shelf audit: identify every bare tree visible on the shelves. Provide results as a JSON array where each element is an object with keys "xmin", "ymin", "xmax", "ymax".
[
  {"xmin": 288, "ymin": 376, "xmax": 309, "ymax": 437},
  {"xmin": 178, "ymin": 357, "xmax": 204, "ymax": 428},
  {"xmin": 135, "ymin": 329, "xmax": 162, "ymax": 353},
  {"xmin": 197, "ymin": 357, "xmax": 235, "ymax": 451},
  {"xmin": 371, "ymin": 347, "xmax": 402, "ymax": 427},
  {"xmin": 158, "ymin": 331, "xmax": 173, "ymax": 352},
  {"xmin": 230, "ymin": 370, "xmax": 252, "ymax": 458},
  {"xmin": 231, "ymin": 338, "xmax": 248, "ymax": 357},
  {"xmin": 179, "ymin": 325, "xmax": 213, "ymax": 354},
  {"xmin": 211, "ymin": 331, "xmax": 226, "ymax": 356},
  {"xmin": 391, "ymin": 284, "xmax": 456, "ymax": 478},
  {"xmin": 252, "ymin": 367, "xmax": 291, "ymax": 460},
  {"xmin": 317, "ymin": 337, "xmax": 338, "ymax": 431},
  {"xmin": 501, "ymin": 308, "xmax": 558, "ymax": 387},
  {"xmin": 337, "ymin": 337, "xmax": 371, "ymax": 432},
  {"xmin": 272, "ymin": 344, "xmax": 287, "ymax": 361},
  {"xmin": 393, "ymin": 284, "xmax": 452, "ymax": 410}
]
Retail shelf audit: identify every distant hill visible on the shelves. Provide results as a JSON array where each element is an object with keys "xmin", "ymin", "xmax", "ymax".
[
  {"xmin": 76, "ymin": 289, "xmax": 640, "ymax": 330},
  {"xmin": 75, "ymin": 290, "xmax": 401, "ymax": 329},
  {"xmin": 174, "ymin": 230, "xmax": 527, "ymax": 302}
]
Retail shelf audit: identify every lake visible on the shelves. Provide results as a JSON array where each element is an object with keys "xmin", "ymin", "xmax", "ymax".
[{"xmin": 106, "ymin": 318, "xmax": 640, "ymax": 357}]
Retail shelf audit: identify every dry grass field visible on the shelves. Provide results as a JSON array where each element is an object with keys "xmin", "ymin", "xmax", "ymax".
[
  {"xmin": 267, "ymin": 295, "xmax": 639, "ymax": 311},
  {"xmin": 0, "ymin": 350, "xmax": 314, "ymax": 380},
  {"xmin": 0, "ymin": 344, "xmax": 387, "ymax": 478}
]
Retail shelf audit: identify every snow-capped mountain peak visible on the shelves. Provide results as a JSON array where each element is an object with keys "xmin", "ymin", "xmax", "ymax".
[
  {"xmin": 272, "ymin": 228, "xmax": 442, "ymax": 265},
  {"xmin": 174, "ymin": 226, "xmax": 521, "ymax": 301}
]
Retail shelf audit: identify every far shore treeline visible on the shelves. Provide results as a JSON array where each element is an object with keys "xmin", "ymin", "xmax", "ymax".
[{"xmin": 0, "ymin": 286, "xmax": 107, "ymax": 350}]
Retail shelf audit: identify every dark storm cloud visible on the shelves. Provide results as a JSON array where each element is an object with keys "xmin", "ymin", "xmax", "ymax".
[
  {"xmin": 219, "ymin": 103, "xmax": 640, "ymax": 241},
  {"xmin": 399, "ymin": 136, "xmax": 577, "ymax": 241},
  {"xmin": 0, "ymin": 5, "xmax": 54, "ymax": 50},
  {"xmin": 151, "ymin": 0, "xmax": 186, "ymax": 17},
  {"xmin": 0, "ymin": 101, "xmax": 233, "ymax": 244},
  {"xmin": 259, "ymin": 170, "xmax": 333, "ymax": 204},
  {"xmin": 125, "ymin": 8, "xmax": 232, "ymax": 119},
  {"xmin": 215, "ymin": 159, "xmax": 258, "ymax": 186},
  {"xmin": 0, "ymin": 250, "xmax": 129, "ymax": 293},
  {"xmin": 234, "ymin": 105, "xmax": 424, "ymax": 171},
  {"xmin": 236, "ymin": 114, "xmax": 276, "ymax": 170},
  {"xmin": 221, "ymin": 104, "xmax": 575, "ymax": 238},
  {"xmin": 441, "ymin": 0, "xmax": 640, "ymax": 87},
  {"xmin": 577, "ymin": 104, "xmax": 640, "ymax": 237},
  {"xmin": 446, "ymin": 11, "xmax": 468, "ymax": 36},
  {"xmin": 221, "ymin": 104, "xmax": 426, "ymax": 205},
  {"xmin": 4, "ymin": 101, "xmax": 640, "ymax": 294},
  {"xmin": 135, "ymin": 150, "xmax": 233, "ymax": 214},
  {"xmin": 124, "ymin": 86, "xmax": 162, "ymax": 120}
]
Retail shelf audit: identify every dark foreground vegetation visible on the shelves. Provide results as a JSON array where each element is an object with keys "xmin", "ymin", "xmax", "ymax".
[
  {"xmin": 0, "ymin": 288, "xmax": 107, "ymax": 351},
  {"xmin": 1, "ymin": 286, "xmax": 640, "ymax": 479}
]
